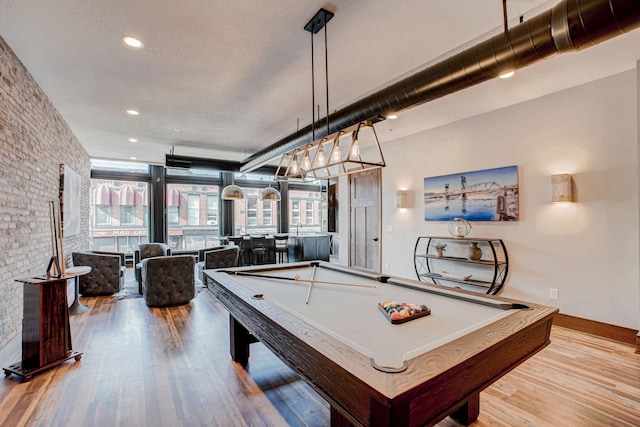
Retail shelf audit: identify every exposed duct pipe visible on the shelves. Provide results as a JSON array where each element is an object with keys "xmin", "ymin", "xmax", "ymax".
[{"xmin": 240, "ymin": 0, "xmax": 640, "ymax": 173}]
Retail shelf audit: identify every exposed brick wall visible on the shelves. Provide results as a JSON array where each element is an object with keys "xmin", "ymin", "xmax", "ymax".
[{"xmin": 0, "ymin": 36, "xmax": 90, "ymax": 351}]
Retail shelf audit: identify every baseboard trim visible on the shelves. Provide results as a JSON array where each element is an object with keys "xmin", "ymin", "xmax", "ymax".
[{"xmin": 553, "ymin": 313, "xmax": 639, "ymax": 351}]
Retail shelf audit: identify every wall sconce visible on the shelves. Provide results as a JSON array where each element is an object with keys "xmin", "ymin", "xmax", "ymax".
[
  {"xmin": 551, "ymin": 174, "xmax": 573, "ymax": 203},
  {"xmin": 395, "ymin": 190, "xmax": 408, "ymax": 209}
]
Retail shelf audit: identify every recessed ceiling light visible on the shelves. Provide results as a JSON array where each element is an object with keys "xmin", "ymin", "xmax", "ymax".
[
  {"xmin": 387, "ymin": 114, "xmax": 398, "ymax": 120},
  {"xmin": 499, "ymin": 71, "xmax": 515, "ymax": 79},
  {"xmin": 128, "ymin": 138, "xmax": 138, "ymax": 143},
  {"xmin": 173, "ymin": 128, "xmax": 181, "ymax": 133},
  {"xmin": 122, "ymin": 35, "xmax": 144, "ymax": 48},
  {"xmin": 126, "ymin": 109, "xmax": 139, "ymax": 116},
  {"xmin": 130, "ymin": 156, "xmax": 137, "ymax": 160}
]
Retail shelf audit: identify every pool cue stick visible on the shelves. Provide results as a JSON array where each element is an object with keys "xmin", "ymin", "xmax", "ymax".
[
  {"xmin": 233, "ymin": 271, "xmax": 376, "ymax": 288},
  {"xmin": 233, "ymin": 271, "xmax": 299, "ymax": 281},
  {"xmin": 48, "ymin": 201, "xmax": 57, "ymax": 274},
  {"xmin": 51, "ymin": 201, "xmax": 62, "ymax": 276},
  {"xmin": 48, "ymin": 201, "xmax": 55, "ymax": 253},
  {"xmin": 56, "ymin": 200, "xmax": 66, "ymax": 275},
  {"xmin": 305, "ymin": 264, "xmax": 317, "ymax": 304},
  {"xmin": 294, "ymin": 277, "xmax": 376, "ymax": 289}
]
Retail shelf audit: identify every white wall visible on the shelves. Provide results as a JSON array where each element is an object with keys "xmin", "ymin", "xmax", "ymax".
[{"xmin": 380, "ymin": 69, "xmax": 639, "ymax": 329}]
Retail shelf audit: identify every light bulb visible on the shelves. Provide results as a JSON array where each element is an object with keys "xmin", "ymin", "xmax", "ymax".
[
  {"xmin": 349, "ymin": 139, "xmax": 360, "ymax": 160},
  {"xmin": 290, "ymin": 155, "xmax": 300, "ymax": 175},
  {"xmin": 331, "ymin": 141, "xmax": 341, "ymax": 163},
  {"xmin": 301, "ymin": 152, "xmax": 312, "ymax": 170},
  {"xmin": 316, "ymin": 146, "xmax": 326, "ymax": 167}
]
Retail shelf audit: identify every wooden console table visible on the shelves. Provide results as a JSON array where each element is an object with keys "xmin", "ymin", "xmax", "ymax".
[{"xmin": 3, "ymin": 275, "xmax": 82, "ymax": 382}]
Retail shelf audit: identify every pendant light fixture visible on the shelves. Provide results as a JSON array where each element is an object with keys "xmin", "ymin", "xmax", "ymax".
[
  {"xmin": 260, "ymin": 186, "xmax": 281, "ymax": 201},
  {"xmin": 220, "ymin": 184, "xmax": 245, "ymax": 200},
  {"xmin": 275, "ymin": 8, "xmax": 385, "ymax": 182}
]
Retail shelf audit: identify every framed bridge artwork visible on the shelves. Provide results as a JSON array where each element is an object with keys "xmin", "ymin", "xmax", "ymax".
[{"xmin": 424, "ymin": 165, "xmax": 519, "ymax": 221}]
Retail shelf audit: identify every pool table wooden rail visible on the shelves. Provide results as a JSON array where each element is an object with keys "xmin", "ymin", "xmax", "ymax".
[{"xmin": 205, "ymin": 261, "xmax": 557, "ymax": 427}]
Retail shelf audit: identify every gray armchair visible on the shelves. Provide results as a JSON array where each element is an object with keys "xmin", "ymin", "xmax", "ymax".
[
  {"xmin": 135, "ymin": 243, "xmax": 172, "ymax": 292},
  {"xmin": 71, "ymin": 251, "xmax": 126, "ymax": 295},
  {"xmin": 198, "ymin": 245, "xmax": 240, "ymax": 284},
  {"xmin": 141, "ymin": 255, "xmax": 195, "ymax": 307},
  {"xmin": 198, "ymin": 246, "xmax": 224, "ymax": 262}
]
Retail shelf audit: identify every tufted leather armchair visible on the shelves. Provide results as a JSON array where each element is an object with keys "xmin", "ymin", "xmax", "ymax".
[
  {"xmin": 141, "ymin": 255, "xmax": 195, "ymax": 307},
  {"xmin": 198, "ymin": 245, "xmax": 240, "ymax": 284},
  {"xmin": 134, "ymin": 243, "xmax": 172, "ymax": 292},
  {"xmin": 71, "ymin": 251, "xmax": 126, "ymax": 295}
]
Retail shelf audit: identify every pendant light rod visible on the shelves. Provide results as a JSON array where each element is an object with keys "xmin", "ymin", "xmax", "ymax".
[
  {"xmin": 306, "ymin": 8, "xmax": 334, "ymax": 142},
  {"xmin": 310, "ymin": 29, "xmax": 315, "ymax": 142},
  {"xmin": 503, "ymin": 0, "xmax": 509, "ymax": 34},
  {"xmin": 324, "ymin": 16, "xmax": 330, "ymax": 136}
]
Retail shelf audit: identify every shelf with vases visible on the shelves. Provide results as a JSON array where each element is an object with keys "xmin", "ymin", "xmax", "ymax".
[{"xmin": 413, "ymin": 236, "xmax": 509, "ymax": 295}]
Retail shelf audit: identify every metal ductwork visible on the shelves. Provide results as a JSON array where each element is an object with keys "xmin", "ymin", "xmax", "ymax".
[{"xmin": 240, "ymin": 0, "xmax": 640, "ymax": 173}]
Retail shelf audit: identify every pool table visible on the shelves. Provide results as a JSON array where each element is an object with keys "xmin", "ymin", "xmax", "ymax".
[{"xmin": 204, "ymin": 261, "xmax": 557, "ymax": 427}]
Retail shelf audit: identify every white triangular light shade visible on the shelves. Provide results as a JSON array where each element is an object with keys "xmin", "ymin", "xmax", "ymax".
[
  {"xmin": 260, "ymin": 187, "xmax": 281, "ymax": 201},
  {"xmin": 221, "ymin": 184, "xmax": 245, "ymax": 200}
]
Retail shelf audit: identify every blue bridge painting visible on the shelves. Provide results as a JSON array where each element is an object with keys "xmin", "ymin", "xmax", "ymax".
[{"xmin": 424, "ymin": 165, "xmax": 519, "ymax": 221}]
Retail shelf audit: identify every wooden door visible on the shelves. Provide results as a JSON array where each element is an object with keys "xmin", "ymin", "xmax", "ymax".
[{"xmin": 349, "ymin": 169, "xmax": 381, "ymax": 272}]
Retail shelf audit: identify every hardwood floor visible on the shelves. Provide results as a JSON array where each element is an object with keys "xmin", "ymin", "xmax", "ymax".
[{"xmin": 1, "ymin": 280, "xmax": 639, "ymax": 427}]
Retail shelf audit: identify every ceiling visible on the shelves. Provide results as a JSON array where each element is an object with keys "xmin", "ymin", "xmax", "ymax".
[{"xmin": 1, "ymin": 0, "xmax": 639, "ymax": 168}]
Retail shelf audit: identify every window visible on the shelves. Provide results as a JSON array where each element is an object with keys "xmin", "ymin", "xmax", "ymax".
[
  {"xmin": 291, "ymin": 200, "xmax": 300, "ymax": 225},
  {"xmin": 117, "ymin": 236, "xmax": 139, "ymax": 254},
  {"xmin": 247, "ymin": 197, "xmax": 257, "ymax": 226},
  {"xmin": 289, "ymin": 187, "xmax": 323, "ymax": 233},
  {"xmin": 305, "ymin": 200, "xmax": 313, "ymax": 225},
  {"xmin": 167, "ymin": 206, "xmax": 179, "ymax": 224},
  {"xmin": 184, "ymin": 234, "xmax": 205, "ymax": 250},
  {"xmin": 167, "ymin": 183, "xmax": 221, "ymax": 251},
  {"xmin": 120, "ymin": 206, "xmax": 135, "ymax": 225},
  {"xmin": 233, "ymin": 186, "xmax": 277, "ymax": 235},
  {"xmin": 90, "ymin": 179, "xmax": 149, "ymax": 254},
  {"xmin": 263, "ymin": 200, "xmax": 272, "ymax": 225},
  {"xmin": 96, "ymin": 206, "xmax": 111, "ymax": 225},
  {"xmin": 188, "ymin": 194, "xmax": 200, "ymax": 226},
  {"xmin": 91, "ymin": 159, "xmax": 149, "ymax": 173},
  {"xmin": 92, "ymin": 237, "xmax": 114, "ymax": 251},
  {"xmin": 167, "ymin": 187, "xmax": 180, "ymax": 225},
  {"xmin": 207, "ymin": 195, "xmax": 218, "ymax": 225}
]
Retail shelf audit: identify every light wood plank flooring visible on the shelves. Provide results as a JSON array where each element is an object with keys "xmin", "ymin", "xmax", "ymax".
[{"xmin": 1, "ymin": 280, "xmax": 639, "ymax": 427}]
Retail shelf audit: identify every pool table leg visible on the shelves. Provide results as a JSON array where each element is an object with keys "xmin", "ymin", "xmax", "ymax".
[
  {"xmin": 230, "ymin": 315, "xmax": 252, "ymax": 365},
  {"xmin": 450, "ymin": 393, "xmax": 480, "ymax": 425}
]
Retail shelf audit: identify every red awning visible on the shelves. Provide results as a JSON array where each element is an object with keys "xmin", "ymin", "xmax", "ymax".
[
  {"xmin": 167, "ymin": 188, "xmax": 180, "ymax": 207},
  {"xmin": 95, "ymin": 184, "xmax": 112, "ymax": 205},
  {"xmin": 120, "ymin": 186, "xmax": 137, "ymax": 205}
]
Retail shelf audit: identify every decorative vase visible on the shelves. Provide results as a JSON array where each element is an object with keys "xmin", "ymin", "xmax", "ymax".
[
  {"xmin": 448, "ymin": 218, "xmax": 471, "ymax": 238},
  {"xmin": 466, "ymin": 242, "xmax": 482, "ymax": 261},
  {"xmin": 435, "ymin": 250, "xmax": 443, "ymax": 258}
]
